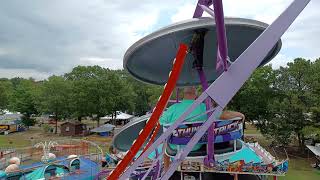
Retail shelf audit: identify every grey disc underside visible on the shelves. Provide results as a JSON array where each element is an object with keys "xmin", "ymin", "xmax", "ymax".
[
  {"xmin": 124, "ymin": 17, "xmax": 282, "ymax": 86},
  {"xmin": 112, "ymin": 114, "xmax": 162, "ymax": 152}
]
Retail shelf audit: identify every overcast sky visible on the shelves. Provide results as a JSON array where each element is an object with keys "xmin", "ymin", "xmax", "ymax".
[{"xmin": 0, "ymin": 0, "xmax": 318, "ymax": 80}]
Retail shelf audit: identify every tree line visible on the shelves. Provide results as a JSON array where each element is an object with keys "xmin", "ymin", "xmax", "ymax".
[
  {"xmin": 0, "ymin": 66, "xmax": 163, "ymax": 133},
  {"xmin": 0, "ymin": 58, "xmax": 319, "ymax": 146},
  {"xmin": 229, "ymin": 58, "xmax": 320, "ymax": 147}
]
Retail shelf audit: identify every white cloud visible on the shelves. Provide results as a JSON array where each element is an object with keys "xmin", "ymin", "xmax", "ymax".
[
  {"xmin": 79, "ymin": 57, "xmax": 122, "ymax": 70},
  {"xmin": 267, "ymin": 53, "xmax": 293, "ymax": 69},
  {"xmin": 0, "ymin": 0, "xmax": 187, "ymax": 79},
  {"xmin": 171, "ymin": 1, "xmax": 197, "ymax": 23},
  {"xmin": 0, "ymin": 68, "xmax": 52, "ymax": 80},
  {"xmin": 0, "ymin": 0, "xmax": 318, "ymax": 80}
]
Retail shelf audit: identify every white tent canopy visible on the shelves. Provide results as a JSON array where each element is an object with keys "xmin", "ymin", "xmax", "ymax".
[
  {"xmin": 306, "ymin": 145, "xmax": 320, "ymax": 157},
  {"xmin": 100, "ymin": 111, "xmax": 134, "ymax": 120}
]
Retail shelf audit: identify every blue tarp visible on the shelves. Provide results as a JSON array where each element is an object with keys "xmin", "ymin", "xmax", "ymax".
[
  {"xmin": 91, "ymin": 124, "xmax": 115, "ymax": 133},
  {"xmin": 99, "ymin": 132, "xmax": 109, "ymax": 136}
]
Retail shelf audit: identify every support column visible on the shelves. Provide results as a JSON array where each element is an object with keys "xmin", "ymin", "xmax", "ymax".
[
  {"xmin": 233, "ymin": 174, "xmax": 238, "ymax": 180},
  {"xmin": 176, "ymin": 88, "xmax": 179, "ymax": 103},
  {"xmin": 213, "ymin": 0, "xmax": 229, "ymax": 71},
  {"xmin": 197, "ymin": 69, "xmax": 215, "ymax": 166}
]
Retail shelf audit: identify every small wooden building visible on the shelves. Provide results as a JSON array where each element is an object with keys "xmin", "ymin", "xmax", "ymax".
[{"xmin": 60, "ymin": 122, "xmax": 88, "ymax": 136}]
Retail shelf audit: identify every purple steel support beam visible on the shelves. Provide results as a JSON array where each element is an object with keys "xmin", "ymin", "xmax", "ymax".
[
  {"xmin": 119, "ymin": 0, "xmax": 310, "ymax": 179},
  {"xmin": 197, "ymin": 0, "xmax": 229, "ymax": 166},
  {"xmin": 213, "ymin": 0, "xmax": 229, "ymax": 72},
  {"xmin": 199, "ymin": 2, "xmax": 229, "ymax": 72},
  {"xmin": 156, "ymin": 156, "xmax": 162, "ymax": 179},
  {"xmin": 142, "ymin": 148, "xmax": 161, "ymax": 180},
  {"xmin": 153, "ymin": 161, "xmax": 160, "ymax": 180},
  {"xmin": 152, "ymin": 148, "xmax": 160, "ymax": 180},
  {"xmin": 205, "ymin": 0, "xmax": 311, "ymax": 108},
  {"xmin": 197, "ymin": 69, "xmax": 215, "ymax": 166},
  {"xmin": 193, "ymin": 0, "xmax": 213, "ymax": 18},
  {"xmin": 176, "ymin": 88, "xmax": 179, "ymax": 103}
]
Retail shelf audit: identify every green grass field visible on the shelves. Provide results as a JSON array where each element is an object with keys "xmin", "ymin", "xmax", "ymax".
[
  {"xmin": 277, "ymin": 158, "xmax": 320, "ymax": 180},
  {"xmin": 0, "ymin": 133, "xmax": 31, "ymax": 148},
  {"xmin": 244, "ymin": 123, "xmax": 261, "ymax": 134},
  {"xmin": 1, "ymin": 125, "xmax": 320, "ymax": 179},
  {"xmin": 244, "ymin": 125, "xmax": 320, "ymax": 180}
]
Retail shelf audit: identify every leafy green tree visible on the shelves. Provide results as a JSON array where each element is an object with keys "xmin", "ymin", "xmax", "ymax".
[
  {"xmin": 254, "ymin": 59, "xmax": 313, "ymax": 147},
  {"xmin": 309, "ymin": 58, "xmax": 320, "ymax": 123},
  {"xmin": 0, "ymin": 79, "xmax": 13, "ymax": 113},
  {"xmin": 124, "ymin": 75, "xmax": 150, "ymax": 116},
  {"xmin": 65, "ymin": 66, "xmax": 95, "ymax": 121},
  {"xmin": 109, "ymin": 71, "xmax": 136, "ymax": 118},
  {"xmin": 21, "ymin": 116, "xmax": 36, "ymax": 127},
  {"xmin": 9, "ymin": 79, "xmax": 38, "ymax": 119},
  {"xmin": 42, "ymin": 124, "xmax": 52, "ymax": 134},
  {"xmin": 37, "ymin": 76, "xmax": 71, "ymax": 133},
  {"xmin": 275, "ymin": 58, "xmax": 313, "ymax": 147},
  {"xmin": 147, "ymin": 85, "xmax": 164, "ymax": 108},
  {"xmin": 10, "ymin": 77, "xmax": 25, "ymax": 89},
  {"xmin": 229, "ymin": 65, "xmax": 277, "ymax": 121},
  {"xmin": 230, "ymin": 58, "xmax": 317, "ymax": 147},
  {"xmin": 66, "ymin": 66, "xmax": 117, "ymax": 126},
  {"xmin": 302, "ymin": 126, "xmax": 320, "ymax": 142}
]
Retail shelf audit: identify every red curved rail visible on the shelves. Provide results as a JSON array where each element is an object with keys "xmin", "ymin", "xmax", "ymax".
[{"xmin": 108, "ymin": 44, "xmax": 188, "ymax": 180}]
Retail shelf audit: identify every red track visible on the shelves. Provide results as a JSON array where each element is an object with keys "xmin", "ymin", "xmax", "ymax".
[{"xmin": 108, "ymin": 44, "xmax": 188, "ymax": 180}]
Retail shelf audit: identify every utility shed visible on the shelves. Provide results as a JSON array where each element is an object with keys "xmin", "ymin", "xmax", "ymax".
[{"xmin": 60, "ymin": 122, "xmax": 87, "ymax": 136}]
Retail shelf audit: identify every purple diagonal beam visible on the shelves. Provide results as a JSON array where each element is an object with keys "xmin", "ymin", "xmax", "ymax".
[{"xmin": 193, "ymin": 0, "xmax": 213, "ymax": 18}]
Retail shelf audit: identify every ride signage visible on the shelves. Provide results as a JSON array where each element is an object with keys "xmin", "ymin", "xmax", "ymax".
[{"xmin": 167, "ymin": 119, "xmax": 243, "ymax": 144}]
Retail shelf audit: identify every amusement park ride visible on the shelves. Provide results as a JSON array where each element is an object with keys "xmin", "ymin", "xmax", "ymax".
[
  {"xmin": 1, "ymin": 0, "xmax": 311, "ymax": 180},
  {"xmin": 100, "ymin": 0, "xmax": 312, "ymax": 180}
]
